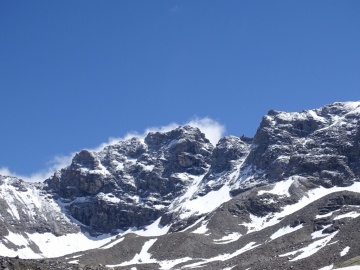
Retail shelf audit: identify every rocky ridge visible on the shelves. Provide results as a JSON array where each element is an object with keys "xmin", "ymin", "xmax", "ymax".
[{"xmin": 1, "ymin": 101, "xmax": 360, "ymax": 269}]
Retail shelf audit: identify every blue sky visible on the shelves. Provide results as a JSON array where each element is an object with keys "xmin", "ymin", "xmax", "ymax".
[{"xmin": 1, "ymin": 1, "xmax": 360, "ymax": 180}]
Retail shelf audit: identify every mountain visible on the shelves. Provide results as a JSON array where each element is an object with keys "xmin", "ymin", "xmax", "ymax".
[{"xmin": 1, "ymin": 101, "xmax": 360, "ymax": 270}]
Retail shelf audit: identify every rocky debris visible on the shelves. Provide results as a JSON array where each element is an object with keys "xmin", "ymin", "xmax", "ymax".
[
  {"xmin": 0, "ymin": 256, "xmax": 110, "ymax": 270},
  {"xmin": 335, "ymin": 255, "xmax": 360, "ymax": 268},
  {"xmin": 55, "ymin": 191, "xmax": 360, "ymax": 270}
]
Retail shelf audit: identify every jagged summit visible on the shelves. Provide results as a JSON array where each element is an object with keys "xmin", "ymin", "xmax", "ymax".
[
  {"xmin": 265, "ymin": 101, "xmax": 360, "ymax": 133},
  {"xmin": 43, "ymin": 124, "xmax": 215, "ymax": 232},
  {"xmin": 267, "ymin": 100, "xmax": 360, "ymax": 116},
  {"xmin": 242, "ymin": 100, "xmax": 360, "ymax": 187},
  {"xmin": 145, "ymin": 125, "xmax": 211, "ymax": 149},
  {"xmin": 1, "ymin": 101, "xmax": 360, "ymax": 270}
]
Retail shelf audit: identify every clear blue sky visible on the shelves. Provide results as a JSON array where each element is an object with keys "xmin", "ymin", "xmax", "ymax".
[{"xmin": 1, "ymin": 1, "xmax": 360, "ymax": 178}]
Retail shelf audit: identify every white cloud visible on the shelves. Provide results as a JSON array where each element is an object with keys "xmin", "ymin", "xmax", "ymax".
[
  {"xmin": 91, "ymin": 117, "xmax": 225, "ymax": 150},
  {"xmin": 186, "ymin": 117, "xmax": 225, "ymax": 146},
  {"xmin": 1, "ymin": 117, "xmax": 225, "ymax": 183},
  {"xmin": 0, "ymin": 166, "xmax": 52, "ymax": 183},
  {"xmin": 90, "ymin": 131, "xmax": 141, "ymax": 152},
  {"xmin": 141, "ymin": 117, "xmax": 225, "ymax": 146},
  {"xmin": 0, "ymin": 167, "xmax": 12, "ymax": 177},
  {"xmin": 0, "ymin": 152, "xmax": 75, "ymax": 183}
]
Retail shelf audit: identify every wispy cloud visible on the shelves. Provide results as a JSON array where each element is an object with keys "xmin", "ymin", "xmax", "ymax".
[
  {"xmin": 0, "ymin": 153, "xmax": 74, "ymax": 183},
  {"xmin": 0, "ymin": 165, "xmax": 54, "ymax": 183},
  {"xmin": 186, "ymin": 117, "xmax": 225, "ymax": 146},
  {"xmin": 0, "ymin": 117, "xmax": 225, "ymax": 183},
  {"xmin": 91, "ymin": 117, "xmax": 225, "ymax": 150}
]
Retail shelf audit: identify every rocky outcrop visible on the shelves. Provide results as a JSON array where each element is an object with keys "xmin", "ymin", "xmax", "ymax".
[
  {"xmin": 45, "ymin": 125, "xmax": 214, "ymax": 232},
  {"xmin": 42, "ymin": 101, "xmax": 360, "ymax": 232},
  {"xmin": 0, "ymin": 175, "xmax": 79, "ymax": 237},
  {"xmin": 241, "ymin": 102, "xmax": 360, "ymax": 188},
  {"xmin": 208, "ymin": 136, "xmax": 249, "ymax": 174}
]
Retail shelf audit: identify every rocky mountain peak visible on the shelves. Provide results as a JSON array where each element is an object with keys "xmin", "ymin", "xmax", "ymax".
[
  {"xmin": 41, "ymin": 125, "xmax": 217, "ymax": 232},
  {"xmin": 72, "ymin": 150, "xmax": 99, "ymax": 170},
  {"xmin": 263, "ymin": 101, "xmax": 360, "ymax": 132},
  {"xmin": 0, "ymin": 102, "xmax": 360, "ymax": 269},
  {"xmin": 144, "ymin": 125, "xmax": 211, "ymax": 150},
  {"xmin": 2, "ymin": 101, "xmax": 360, "ymax": 270},
  {"xmin": 241, "ymin": 101, "xmax": 360, "ymax": 188},
  {"xmin": 209, "ymin": 136, "xmax": 249, "ymax": 174},
  {"xmin": 103, "ymin": 137, "xmax": 147, "ymax": 160},
  {"xmin": 40, "ymin": 102, "xmax": 360, "ymax": 232}
]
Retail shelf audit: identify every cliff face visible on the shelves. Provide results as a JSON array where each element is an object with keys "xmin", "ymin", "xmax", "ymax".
[
  {"xmin": 242, "ymin": 102, "xmax": 360, "ymax": 187},
  {"xmin": 44, "ymin": 125, "xmax": 216, "ymax": 231},
  {"xmin": 1, "ymin": 101, "xmax": 360, "ymax": 270}
]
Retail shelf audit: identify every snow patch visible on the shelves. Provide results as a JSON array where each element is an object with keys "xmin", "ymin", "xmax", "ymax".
[
  {"xmin": 191, "ymin": 220, "xmax": 209, "ymax": 235},
  {"xmin": 334, "ymin": 211, "xmax": 360, "ymax": 220},
  {"xmin": 106, "ymin": 238, "xmax": 157, "ymax": 267},
  {"xmin": 181, "ymin": 242, "xmax": 260, "ymax": 268},
  {"xmin": 128, "ymin": 217, "xmax": 171, "ymax": 237},
  {"xmin": 311, "ymin": 225, "xmax": 332, "ymax": 239},
  {"xmin": 179, "ymin": 217, "xmax": 206, "ymax": 232},
  {"xmin": 97, "ymin": 192, "xmax": 121, "ymax": 204},
  {"xmin": 0, "ymin": 231, "xmax": 114, "ymax": 259},
  {"xmin": 258, "ymin": 177, "xmax": 294, "ymax": 197},
  {"xmin": 213, "ymin": 232, "xmax": 242, "ymax": 244},
  {"xmin": 140, "ymin": 164, "xmax": 155, "ymax": 171},
  {"xmin": 100, "ymin": 237, "xmax": 124, "ymax": 249},
  {"xmin": 340, "ymin": 246, "xmax": 350, "ymax": 256},
  {"xmin": 333, "ymin": 266, "xmax": 360, "ymax": 270},
  {"xmin": 315, "ymin": 210, "xmax": 339, "ymax": 219},
  {"xmin": 179, "ymin": 184, "xmax": 232, "ymax": 219},
  {"xmin": 242, "ymin": 182, "xmax": 360, "ymax": 234},
  {"xmin": 280, "ymin": 232, "xmax": 338, "ymax": 261},
  {"xmin": 270, "ymin": 224, "xmax": 303, "ymax": 241},
  {"xmin": 317, "ymin": 264, "xmax": 333, "ymax": 270},
  {"xmin": 159, "ymin": 257, "xmax": 193, "ymax": 269},
  {"xmin": 222, "ymin": 266, "xmax": 236, "ymax": 270},
  {"xmin": 26, "ymin": 232, "xmax": 113, "ymax": 258}
]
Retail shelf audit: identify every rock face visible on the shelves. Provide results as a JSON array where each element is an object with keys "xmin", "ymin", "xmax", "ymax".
[
  {"xmin": 1, "ymin": 101, "xmax": 360, "ymax": 270},
  {"xmin": 241, "ymin": 102, "xmax": 360, "ymax": 188},
  {"xmin": 0, "ymin": 175, "xmax": 79, "ymax": 236},
  {"xmin": 45, "ymin": 125, "xmax": 214, "ymax": 232}
]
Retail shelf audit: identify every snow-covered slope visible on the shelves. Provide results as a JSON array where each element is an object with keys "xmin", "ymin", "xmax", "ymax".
[
  {"xmin": 0, "ymin": 175, "xmax": 115, "ymax": 258},
  {"xmin": 1, "ymin": 101, "xmax": 360, "ymax": 269}
]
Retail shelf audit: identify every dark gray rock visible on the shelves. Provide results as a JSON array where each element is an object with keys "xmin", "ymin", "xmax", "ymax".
[
  {"xmin": 0, "ymin": 256, "xmax": 109, "ymax": 270},
  {"xmin": 209, "ymin": 136, "xmax": 248, "ymax": 174},
  {"xmin": 241, "ymin": 102, "xmax": 360, "ymax": 188},
  {"xmin": 0, "ymin": 175, "xmax": 79, "ymax": 238},
  {"xmin": 45, "ymin": 125, "xmax": 214, "ymax": 232}
]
